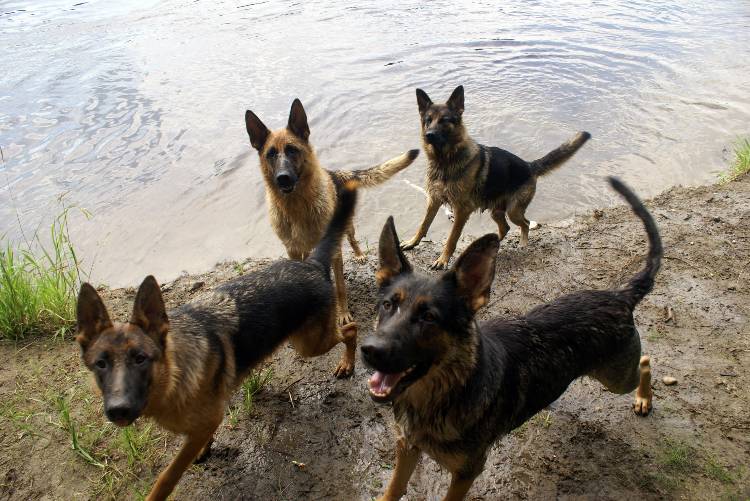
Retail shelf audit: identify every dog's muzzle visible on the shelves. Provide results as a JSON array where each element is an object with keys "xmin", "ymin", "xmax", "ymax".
[{"xmin": 275, "ymin": 172, "xmax": 296, "ymax": 193}]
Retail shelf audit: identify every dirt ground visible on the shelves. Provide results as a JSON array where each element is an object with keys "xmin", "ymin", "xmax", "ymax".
[{"xmin": 1, "ymin": 175, "xmax": 749, "ymax": 500}]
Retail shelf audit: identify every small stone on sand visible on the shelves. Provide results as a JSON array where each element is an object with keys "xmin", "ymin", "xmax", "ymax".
[{"xmin": 662, "ymin": 376, "xmax": 677, "ymax": 386}]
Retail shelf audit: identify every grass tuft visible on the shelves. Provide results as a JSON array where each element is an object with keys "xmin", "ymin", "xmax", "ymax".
[
  {"xmin": 705, "ymin": 456, "xmax": 734, "ymax": 484},
  {"xmin": 720, "ymin": 138, "xmax": 750, "ymax": 183},
  {"xmin": 0, "ymin": 205, "xmax": 89, "ymax": 340},
  {"xmin": 241, "ymin": 367, "xmax": 274, "ymax": 414},
  {"xmin": 659, "ymin": 439, "xmax": 694, "ymax": 473},
  {"xmin": 56, "ymin": 394, "xmax": 106, "ymax": 469}
]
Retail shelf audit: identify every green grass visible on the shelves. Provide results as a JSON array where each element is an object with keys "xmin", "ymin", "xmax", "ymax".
[
  {"xmin": 659, "ymin": 439, "xmax": 694, "ymax": 473},
  {"xmin": 241, "ymin": 367, "xmax": 274, "ymax": 414},
  {"xmin": 56, "ymin": 394, "xmax": 107, "ymax": 469},
  {"xmin": 705, "ymin": 456, "xmax": 735, "ymax": 484},
  {"xmin": 720, "ymin": 138, "xmax": 750, "ymax": 183},
  {"xmin": 0, "ymin": 205, "xmax": 88, "ymax": 340}
]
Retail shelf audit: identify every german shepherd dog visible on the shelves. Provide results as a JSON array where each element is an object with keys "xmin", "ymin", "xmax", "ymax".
[
  {"xmin": 76, "ymin": 184, "xmax": 359, "ymax": 501},
  {"xmin": 245, "ymin": 99, "xmax": 419, "ymax": 327},
  {"xmin": 362, "ymin": 177, "xmax": 659, "ymax": 501},
  {"xmin": 401, "ymin": 85, "xmax": 591, "ymax": 269}
]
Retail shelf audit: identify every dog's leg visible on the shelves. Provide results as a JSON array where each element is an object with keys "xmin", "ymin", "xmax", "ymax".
[
  {"xmin": 442, "ymin": 471, "xmax": 480, "ymax": 501},
  {"xmin": 193, "ymin": 436, "xmax": 214, "ymax": 464},
  {"xmin": 633, "ymin": 355, "xmax": 653, "ymax": 416},
  {"xmin": 431, "ymin": 208, "xmax": 471, "ymax": 270},
  {"xmin": 146, "ymin": 424, "xmax": 220, "ymax": 501},
  {"xmin": 332, "ymin": 251, "xmax": 353, "ymax": 325},
  {"xmin": 377, "ymin": 438, "xmax": 421, "ymax": 501},
  {"xmin": 333, "ymin": 321, "xmax": 357, "ymax": 378},
  {"xmin": 401, "ymin": 196, "xmax": 441, "ymax": 250},
  {"xmin": 287, "ymin": 248, "xmax": 304, "ymax": 261},
  {"xmin": 491, "ymin": 208, "xmax": 511, "ymax": 241},
  {"xmin": 507, "ymin": 206, "xmax": 531, "ymax": 247},
  {"xmin": 347, "ymin": 226, "xmax": 367, "ymax": 264}
]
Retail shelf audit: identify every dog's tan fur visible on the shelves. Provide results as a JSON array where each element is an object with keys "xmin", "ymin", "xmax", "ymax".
[
  {"xmin": 401, "ymin": 85, "xmax": 590, "ymax": 269},
  {"xmin": 76, "ymin": 183, "xmax": 361, "ymax": 500},
  {"xmin": 246, "ymin": 100, "xmax": 418, "ymax": 326}
]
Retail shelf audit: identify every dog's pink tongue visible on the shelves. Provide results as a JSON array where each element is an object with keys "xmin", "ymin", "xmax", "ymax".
[
  {"xmin": 369, "ymin": 371, "xmax": 385, "ymax": 389},
  {"xmin": 368, "ymin": 371, "xmax": 404, "ymax": 394}
]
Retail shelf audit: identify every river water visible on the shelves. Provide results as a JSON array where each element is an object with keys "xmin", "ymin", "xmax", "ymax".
[{"xmin": 1, "ymin": 0, "xmax": 749, "ymax": 286}]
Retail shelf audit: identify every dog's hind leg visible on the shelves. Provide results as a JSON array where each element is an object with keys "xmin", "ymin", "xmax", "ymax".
[
  {"xmin": 491, "ymin": 208, "xmax": 511, "ymax": 241},
  {"xmin": 590, "ymin": 334, "xmax": 652, "ymax": 416},
  {"xmin": 378, "ymin": 438, "xmax": 421, "ymax": 501},
  {"xmin": 346, "ymin": 225, "xmax": 367, "ymax": 263},
  {"xmin": 633, "ymin": 355, "xmax": 653, "ymax": 416},
  {"xmin": 507, "ymin": 205, "xmax": 531, "ymax": 247},
  {"xmin": 333, "ymin": 251, "xmax": 353, "ymax": 325}
]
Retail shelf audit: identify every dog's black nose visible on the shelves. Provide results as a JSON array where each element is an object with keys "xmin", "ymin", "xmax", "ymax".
[
  {"xmin": 276, "ymin": 173, "xmax": 292, "ymax": 186},
  {"xmin": 275, "ymin": 173, "xmax": 296, "ymax": 192},
  {"xmin": 425, "ymin": 131, "xmax": 439, "ymax": 144},
  {"xmin": 361, "ymin": 338, "xmax": 388, "ymax": 366},
  {"xmin": 105, "ymin": 401, "xmax": 135, "ymax": 426}
]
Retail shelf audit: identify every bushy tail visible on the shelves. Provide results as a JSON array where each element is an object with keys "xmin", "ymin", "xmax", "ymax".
[
  {"xmin": 529, "ymin": 131, "xmax": 591, "ymax": 177},
  {"xmin": 308, "ymin": 181, "xmax": 358, "ymax": 273},
  {"xmin": 608, "ymin": 177, "xmax": 662, "ymax": 306},
  {"xmin": 338, "ymin": 149, "xmax": 419, "ymax": 187}
]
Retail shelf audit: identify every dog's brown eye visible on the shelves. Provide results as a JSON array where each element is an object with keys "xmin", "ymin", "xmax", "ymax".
[
  {"xmin": 422, "ymin": 311, "xmax": 436, "ymax": 322},
  {"xmin": 134, "ymin": 354, "xmax": 147, "ymax": 365},
  {"xmin": 382, "ymin": 300, "xmax": 392, "ymax": 311},
  {"xmin": 266, "ymin": 147, "xmax": 278, "ymax": 159},
  {"xmin": 95, "ymin": 359, "xmax": 107, "ymax": 370},
  {"xmin": 284, "ymin": 145, "xmax": 298, "ymax": 157}
]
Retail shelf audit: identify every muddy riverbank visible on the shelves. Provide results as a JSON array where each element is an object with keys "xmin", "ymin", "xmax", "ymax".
[{"xmin": 1, "ymin": 175, "xmax": 748, "ymax": 500}]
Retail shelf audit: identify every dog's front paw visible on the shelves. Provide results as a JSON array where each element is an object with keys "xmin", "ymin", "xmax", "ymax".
[
  {"xmin": 353, "ymin": 252, "xmax": 367, "ymax": 264},
  {"xmin": 333, "ymin": 357, "xmax": 355, "ymax": 378},
  {"xmin": 400, "ymin": 239, "xmax": 419, "ymax": 251},
  {"xmin": 337, "ymin": 311, "xmax": 354, "ymax": 325},
  {"xmin": 633, "ymin": 391, "xmax": 653, "ymax": 416},
  {"xmin": 430, "ymin": 256, "xmax": 449, "ymax": 270}
]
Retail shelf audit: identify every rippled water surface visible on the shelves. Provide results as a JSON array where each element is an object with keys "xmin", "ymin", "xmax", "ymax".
[{"xmin": 2, "ymin": 0, "xmax": 749, "ymax": 285}]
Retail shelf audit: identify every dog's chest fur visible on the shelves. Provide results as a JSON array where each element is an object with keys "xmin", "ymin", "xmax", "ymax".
[
  {"xmin": 425, "ymin": 142, "xmax": 482, "ymax": 209},
  {"xmin": 425, "ymin": 139, "xmax": 535, "ymax": 212},
  {"xmin": 266, "ymin": 171, "xmax": 336, "ymax": 254}
]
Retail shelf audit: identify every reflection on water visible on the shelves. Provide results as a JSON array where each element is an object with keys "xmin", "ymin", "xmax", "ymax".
[{"xmin": 1, "ymin": 0, "xmax": 749, "ymax": 286}]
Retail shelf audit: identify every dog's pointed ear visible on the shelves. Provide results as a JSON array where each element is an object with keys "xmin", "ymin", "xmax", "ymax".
[
  {"xmin": 416, "ymin": 88, "xmax": 432, "ymax": 115},
  {"xmin": 446, "ymin": 85, "xmax": 464, "ymax": 115},
  {"xmin": 130, "ymin": 275, "xmax": 169, "ymax": 346},
  {"xmin": 287, "ymin": 98, "xmax": 310, "ymax": 141},
  {"xmin": 377, "ymin": 216, "xmax": 413, "ymax": 288},
  {"xmin": 76, "ymin": 283, "xmax": 113, "ymax": 350},
  {"xmin": 446, "ymin": 234, "xmax": 499, "ymax": 312},
  {"xmin": 245, "ymin": 110, "xmax": 270, "ymax": 151}
]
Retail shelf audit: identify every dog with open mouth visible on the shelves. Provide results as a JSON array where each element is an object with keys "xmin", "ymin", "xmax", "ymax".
[{"xmin": 362, "ymin": 177, "xmax": 660, "ymax": 501}]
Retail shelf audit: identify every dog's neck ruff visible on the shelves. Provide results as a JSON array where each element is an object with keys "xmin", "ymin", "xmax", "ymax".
[
  {"xmin": 392, "ymin": 322, "xmax": 481, "ymax": 440},
  {"xmin": 427, "ymin": 139, "xmax": 480, "ymax": 184}
]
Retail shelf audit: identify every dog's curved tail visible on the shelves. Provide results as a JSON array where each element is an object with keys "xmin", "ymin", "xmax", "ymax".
[
  {"xmin": 529, "ymin": 131, "xmax": 591, "ymax": 177},
  {"xmin": 337, "ymin": 149, "xmax": 419, "ymax": 187},
  {"xmin": 609, "ymin": 177, "xmax": 662, "ymax": 307},
  {"xmin": 308, "ymin": 181, "xmax": 358, "ymax": 274}
]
